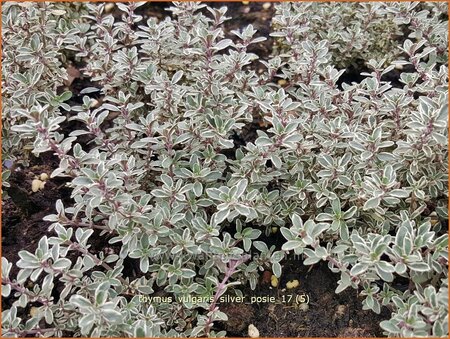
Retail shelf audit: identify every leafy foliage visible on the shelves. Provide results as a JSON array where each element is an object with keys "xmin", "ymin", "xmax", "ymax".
[{"xmin": 1, "ymin": 2, "xmax": 448, "ymax": 337}]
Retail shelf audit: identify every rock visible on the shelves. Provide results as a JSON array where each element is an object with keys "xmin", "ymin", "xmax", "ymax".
[
  {"xmin": 335, "ymin": 304, "xmax": 347, "ymax": 318},
  {"xmin": 261, "ymin": 270, "xmax": 272, "ymax": 285},
  {"xmin": 334, "ymin": 304, "xmax": 349, "ymax": 328},
  {"xmin": 299, "ymin": 303, "xmax": 309, "ymax": 312},
  {"xmin": 104, "ymin": 3, "xmax": 115, "ymax": 13},
  {"xmin": 286, "ymin": 279, "xmax": 300, "ymax": 289},
  {"xmin": 31, "ymin": 179, "xmax": 43, "ymax": 193},
  {"xmin": 248, "ymin": 324, "xmax": 260, "ymax": 338},
  {"xmin": 271, "ymin": 274, "xmax": 279, "ymax": 287}
]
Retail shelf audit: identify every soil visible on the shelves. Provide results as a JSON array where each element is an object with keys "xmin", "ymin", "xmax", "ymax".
[
  {"xmin": 2, "ymin": 2, "xmax": 398, "ymax": 337},
  {"xmin": 2, "ymin": 152, "xmax": 73, "ymax": 278},
  {"xmin": 217, "ymin": 260, "xmax": 390, "ymax": 337}
]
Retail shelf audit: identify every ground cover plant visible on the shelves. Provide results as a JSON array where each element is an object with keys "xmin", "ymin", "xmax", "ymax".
[{"xmin": 1, "ymin": 1, "xmax": 448, "ymax": 337}]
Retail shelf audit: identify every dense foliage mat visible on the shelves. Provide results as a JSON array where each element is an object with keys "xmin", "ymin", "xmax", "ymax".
[{"xmin": 1, "ymin": 2, "xmax": 448, "ymax": 337}]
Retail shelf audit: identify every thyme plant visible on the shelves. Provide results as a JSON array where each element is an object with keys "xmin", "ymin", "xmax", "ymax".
[{"xmin": 2, "ymin": 2, "xmax": 448, "ymax": 337}]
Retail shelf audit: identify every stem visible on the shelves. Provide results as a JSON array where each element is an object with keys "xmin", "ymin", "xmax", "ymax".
[
  {"xmin": 6, "ymin": 327, "xmax": 57, "ymax": 337},
  {"xmin": 66, "ymin": 219, "xmax": 112, "ymax": 232},
  {"xmin": 2, "ymin": 278, "xmax": 51, "ymax": 305},
  {"xmin": 204, "ymin": 255, "xmax": 250, "ymax": 336},
  {"xmin": 68, "ymin": 241, "xmax": 127, "ymax": 285}
]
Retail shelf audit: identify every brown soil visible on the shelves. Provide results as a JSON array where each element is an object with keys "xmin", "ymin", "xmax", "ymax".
[
  {"xmin": 2, "ymin": 2, "xmax": 392, "ymax": 337},
  {"xmin": 2, "ymin": 152, "xmax": 73, "ymax": 278},
  {"xmin": 217, "ymin": 260, "xmax": 390, "ymax": 337}
]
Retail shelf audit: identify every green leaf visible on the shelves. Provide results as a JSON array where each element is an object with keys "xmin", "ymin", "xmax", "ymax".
[
  {"xmin": 213, "ymin": 209, "xmax": 230, "ymax": 224},
  {"xmin": 303, "ymin": 256, "xmax": 320, "ymax": 265},
  {"xmin": 79, "ymin": 313, "xmax": 95, "ymax": 335},
  {"xmin": 394, "ymin": 262, "xmax": 407, "ymax": 274},
  {"xmin": 243, "ymin": 238, "xmax": 251, "ymax": 252},
  {"xmin": 52, "ymin": 258, "xmax": 72, "ymax": 270},
  {"xmin": 310, "ymin": 222, "xmax": 329, "ymax": 238},
  {"xmin": 271, "ymin": 251, "xmax": 285, "ymax": 263},
  {"xmin": 59, "ymin": 91, "xmax": 72, "ymax": 102},
  {"xmin": 96, "ymin": 291, "xmax": 108, "ymax": 306},
  {"xmin": 255, "ymin": 136, "xmax": 272, "ymax": 147},
  {"xmin": 172, "ymin": 70, "xmax": 184, "ymax": 84},
  {"xmin": 12, "ymin": 73, "xmax": 28, "ymax": 83},
  {"xmin": 335, "ymin": 272, "xmax": 351, "ymax": 293},
  {"xmin": 253, "ymin": 241, "xmax": 268, "ymax": 253},
  {"xmin": 291, "ymin": 213, "xmax": 303, "ymax": 228},
  {"xmin": 206, "ymin": 188, "xmax": 222, "ymax": 200},
  {"xmin": 181, "ymin": 269, "xmax": 196, "ymax": 278},
  {"xmin": 214, "ymin": 39, "xmax": 232, "ymax": 51},
  {"xmin": 102, "ymin": 308, "xmax": 122, "ymax": 323},
  {"xmin": 17, "ymin": 251, "xmax": 39, "ymax": 267},
  {"xmin": 140, "ymin": 257, "xmax": 149, "ymax": 273},
  {"xmin": 272, "ymin": 262, "xmax": 282, "ymax": 278},
  {"xmin": 235, "ymin": 204, "xmax": 251, "ymax": 216},
  {"xmin": 338, "ymin": 175, "xmax": 352, "ymax": 186},
  {"xmin": 315, "ymin": 246, "xmax": 328, "ymax": 259},
  {"xmin": 193, "ymin": 181, "xmax": 203, "ymax": 197},
  {"xmin": 280, "ymin": 227, "xmax": 295, "ymax": 240},
  {"xmin": 389, "ymin": 189, "xmax": 410, "ymax": 198},
  {"xmin": 407, "ymin": 262, "xmax": 430, "ymax": 272},
  {"xmin": 2, "ymin": 284, "xmax": 11, "ymax": 297},
  {"xmin": 36, "ymin": 236, "xmax": 48, "ymax": 256},
  {"xmin": 282, "ymin": 240, "xmax": 302, "ymax": 251},
  {"xmin": 350, "ymin": 263, "xmax": 369, "ymax": 276},
  {"xmin": 234, "ymin": 179, "xmax": 248, "ymax": 199},
  {"xmin": 376, "ymin": 261, "xmax": 395, "ymax": 273},
  {"xmin": 11, "ymin": 124, "xmax": 36, "ymax": 133},
  {"xmin": 73, "ymin": 177, "xmax": 94, "ymax": 186},
  {"xmin": 30, "ymin": 33, "xmax": 41, "ymax": 50},
  {"xmin": 339, "ymin": 222, "xmax": 349, "ymax": 241},
  {"xmin": 349, "ymin": 141, "xmax": 366, "ymax": 152},
  {"xmin": 375, "ymin": 265, "xmax": 394, "ymax": 282},
  {"xmin": 70, "ymin": 295, "xmax": 92, "ymax": 308},
  {"xmin": 135, "ymin": 327, "xmax": 146, "ymax": 338},
  {"xmin": 331, "ymin": 245, "xmax": 348, "ymax": 254},
  {"xmin": 331, "ymin": 199, "xmax": 341, "ymax": 214},
  {"xmin": 316, "ymin": 213, "xmax": 333, "ymax": 221},
  {"xmin": 363, "ymin": 196, "xmax": 380, "ymax": 210},
  {"xmin": 317, "ymin": 154, "xmax": 334, "ymax": 168},
  {"xmin": 343, "ymin": 206, "xmax": 357, "ymax": 219},
  {"xmin": 380, "ymin": 320, "xmax": 400, "ymax": 334},
  {"xmin": 270, "ymin": 154, "xmax": 282, "ymax": 169}
]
